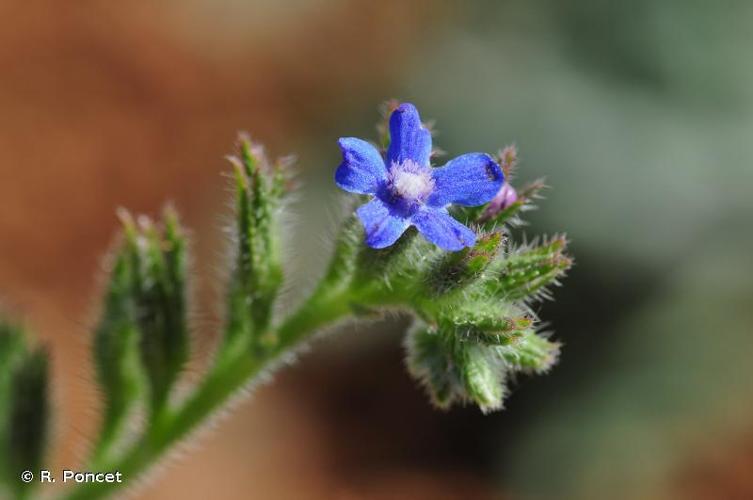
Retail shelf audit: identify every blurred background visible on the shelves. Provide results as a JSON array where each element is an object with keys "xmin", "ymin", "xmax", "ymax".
[{"xmin": 1, "ymin": 1, "xmax": 752, "ymax": 498}]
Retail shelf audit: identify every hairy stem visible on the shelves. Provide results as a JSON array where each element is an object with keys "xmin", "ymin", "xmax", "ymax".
[{"xmin": 63, "ymin": 286, "xmax": 352, "ymax": 500}]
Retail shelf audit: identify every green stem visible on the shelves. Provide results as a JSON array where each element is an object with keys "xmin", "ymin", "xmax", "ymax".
[
  {"xmin": 86, "ymin": 408, "xmax": 128, "ymax": 469},
  {"xmin": 62, "ymin": 286, "xmax": 352, "ymax": 500}
]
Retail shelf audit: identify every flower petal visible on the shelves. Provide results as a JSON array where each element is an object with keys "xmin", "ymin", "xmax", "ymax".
[
  {"xmin": 412, "ymin": 208, "xmax": 476, "ymax": 251},
  {"xmin": 427, "ymin": 153, "xmax": 504, "ymax": 207},
  {"xmin": 335, "ymin": 138, "xmax": 387, "ymax": 194},
  {"xmin": 387, "ymin": 103, "xmax": 432, "ymax": 167},
  {"xmin": 356, "ymin": 198, "xmax": 410, "ymax": 249}
]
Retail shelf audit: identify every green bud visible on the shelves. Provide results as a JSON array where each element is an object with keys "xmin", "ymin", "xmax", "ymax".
[
  {"xmin": 0, "ymin": 324, "xmax": 49, "ymax": 495},
  {"xmin": 497, "ymin": 329, "xmax": 560, "ymax": 374},
  {"xmin": 353, "ymin": 226, "xmax": 424, "ymax": 289},
  {"xmin": 404, "ymin": 326, "xmax": 458, "ymax": 410},
  {"xmin": 426, "ymin": 231, "xmax": 504, "ymax": 295},
  {"xmin": 433, "ymin": 299, "xmax": 531, "ymax": 339},
  {"xmin": 119, "ymin": 209, "xmax": 189, "ymax": 415},
  {"xmin": 405, "ymin": 324, "xmax": 508, "ymax": 413},
  {"xmin": 0, "ymin": 321, "xmax": 26, "ymax": 490},
  {"xmin": 225, "ymin": 135, "xmax": 287, "ymax": 353},
  {"xmin": 0, "ymin": 322, "xmax": 26, "ymax": 400},
  {"xmin": 457, "ymin": 341, "xmax": 506, "ymax": 413},
  {"xmin": 486, "ymin": 235, "xmax": 572, "ymax": 302},
  {"xmin": 92, "ymin": 248, "xmax": 145, "ymax": 457}
]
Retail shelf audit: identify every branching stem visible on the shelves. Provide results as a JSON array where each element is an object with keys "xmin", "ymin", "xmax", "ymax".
[{"xmin": 63, "ymin": 286, "xmax": 352, "ymax": 500}]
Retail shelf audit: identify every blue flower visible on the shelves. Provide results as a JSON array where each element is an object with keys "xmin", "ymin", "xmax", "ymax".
[{"xmin": 335, "ymin": 103, "xmax": 504, "ymax": 251}]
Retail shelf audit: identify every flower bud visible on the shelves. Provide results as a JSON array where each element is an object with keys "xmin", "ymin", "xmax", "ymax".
[
  {"xmin": 224, "ymin": 135, "xmax": 289, "ymax": 354},
  {"xmin": 0, "ymin": 322, "xmax": 26, "ymax": 484},
  {"xmin": 478, "ymin": 178, "xmax": 546, "ymax": 228},
  {"xmin": 404, "ymin": 326, "xmax": 457, "ymax": 409},
  {"xmin": 436, "ymin": 299, "xmax": 530, "ymax": 338},
  {"xmin": 118, "ymin": 209, "xmax": 189, "ymax": 414},
  {"xmin": 0, "ymin": 324, "xmax": 49, "ymax": 495},
  {"xmin": 497, "ymin": 330, "xmax": 560, "ymax": 374},
  {"xmin": 493, "ymin": 183, "xmax": 519, "ymax": 212},
  {"xmin": 458, "ymin": 342, "xmax": 506, "ymax": 413},
  {"xmin": 427, "ymin": 231, "xmax": 504, "ymax": 295},
  {"xmin": 479, "ymin": 183, "xmax": 518, "ymax": 222},
  {"xmin": 405, "ymin": 324, "xmax": 507, "ymax": 413},
  {"xmin": 489, "ymin": 236, "xmax": 572, "ymax": 302},
  {"xmin": 92, "ymin": 247, "xmax": 145, "ymax": 446}
]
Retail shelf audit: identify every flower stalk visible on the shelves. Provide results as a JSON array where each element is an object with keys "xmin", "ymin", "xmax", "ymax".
[{"xmin": 0, "ymin": 102, "xmax": 571, "ymax": 500}]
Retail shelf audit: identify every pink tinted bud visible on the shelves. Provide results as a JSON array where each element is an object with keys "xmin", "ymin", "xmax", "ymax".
[
  {"xmin": 491, "ymin": 183, "xmax": 518, "ymax": 211},
  {"xmin": 480, "ymin": 183, "xmax": 518, "ymax": 222}
]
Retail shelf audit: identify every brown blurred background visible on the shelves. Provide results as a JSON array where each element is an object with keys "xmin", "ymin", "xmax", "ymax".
[{"xmin": 1, "ymin": 1, "xmax": 752, "ymax": 499}]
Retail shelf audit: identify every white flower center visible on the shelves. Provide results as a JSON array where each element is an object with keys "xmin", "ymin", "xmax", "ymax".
[{"xmin": 390, "ymin": 160, "xmax": 434, "ymax": 201}]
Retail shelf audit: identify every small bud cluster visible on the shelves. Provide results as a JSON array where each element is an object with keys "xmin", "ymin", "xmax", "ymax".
[
  {"xmin": 328, "ymin": 156, "xmax": 569, "ymax": 411},
  {"xmin": 330, "ymin": 110, "xmax": 569, "ymax": 412}
]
